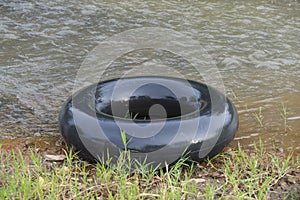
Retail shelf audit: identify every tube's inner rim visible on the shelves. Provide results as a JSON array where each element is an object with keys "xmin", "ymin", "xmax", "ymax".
[{"xmin": 97, "ymin": 98, "xmax": 207, "ymax": 122}]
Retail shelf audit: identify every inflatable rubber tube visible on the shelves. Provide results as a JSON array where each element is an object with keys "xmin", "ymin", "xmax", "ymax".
[{"xmin": 58, "ymin": 76, "xmax": 238, "ymax": 168}]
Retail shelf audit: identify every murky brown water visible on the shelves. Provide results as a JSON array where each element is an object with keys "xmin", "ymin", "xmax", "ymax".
[{"xmin": 1, "ymin": 0, "xmax": 299, "ymax": 153}]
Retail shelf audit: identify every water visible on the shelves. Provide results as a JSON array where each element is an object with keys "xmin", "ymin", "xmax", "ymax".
[{"xmin": 0, "ymin": 0, "xmax": 299, "ymax": 152}]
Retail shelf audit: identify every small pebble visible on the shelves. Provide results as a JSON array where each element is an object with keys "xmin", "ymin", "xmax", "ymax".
[
  {"xmin": 277, "ymin": 148, "xmax": 284, "ymax": 153},
  {"xmin": 25, "ymin": 140, "xmax": 31, "ymax": 147},
  {"xmin": 44, "ymin": 154, "xmax": 66, "ymax": 161},
  {"xmin": 34, "ymin": 132, "xmax": 41, "ymax": 137}
]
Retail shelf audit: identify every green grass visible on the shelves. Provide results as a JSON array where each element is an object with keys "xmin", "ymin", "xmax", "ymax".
[
  {"xmin": 280, "ymin": 102, "xmax": 288, "ymax": 132},
  {"xmin": 253, "ymin": 106, "xmax": 263, "ymax": 127},
  {"xmin": 0, "ymin": 143, "xmax": 298, "ymax": 200}
]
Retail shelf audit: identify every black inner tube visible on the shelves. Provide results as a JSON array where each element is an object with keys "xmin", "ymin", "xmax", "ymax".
[{"xmin": 58, "ymin": 76, "xmax": 238, "ymax": 164}]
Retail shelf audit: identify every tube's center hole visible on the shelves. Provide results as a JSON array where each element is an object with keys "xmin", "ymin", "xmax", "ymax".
[{"xmin": 97, "ymin": 83, "xmax": 202, "ymax": 121}]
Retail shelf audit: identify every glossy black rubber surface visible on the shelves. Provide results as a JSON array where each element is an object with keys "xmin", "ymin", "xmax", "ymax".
[{"xmin": 58, "ymin": 76, "xmax": 238, "ymax": 167}]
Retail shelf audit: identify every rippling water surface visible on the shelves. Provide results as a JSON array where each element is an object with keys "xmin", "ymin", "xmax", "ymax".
[{"xmin": 0, "ymin": 0, "xmax": 299, "ymax": 152}]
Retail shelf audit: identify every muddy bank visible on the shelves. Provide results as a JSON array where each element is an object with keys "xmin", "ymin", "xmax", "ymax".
[
  {"xmin": 1, "ymin": 134, "xmax": 299, "ymax": 158},
  {"xmin": 0, "ymin": 136, "xmax": 64, "ymax": 156}
]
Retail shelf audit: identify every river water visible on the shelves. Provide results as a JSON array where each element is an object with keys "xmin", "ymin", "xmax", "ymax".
[{"xmin": 1, "ymin": 0, "xmax": 299, "ymax": 153}]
